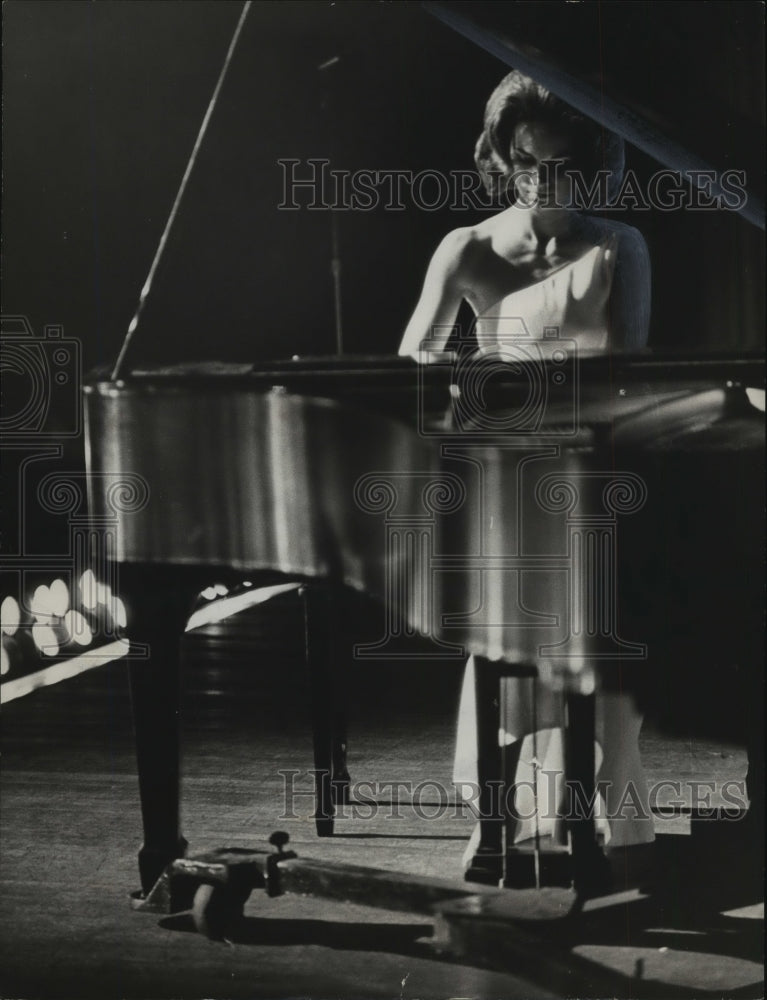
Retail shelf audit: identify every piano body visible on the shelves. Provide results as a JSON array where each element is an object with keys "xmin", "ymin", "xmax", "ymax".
[{"xmin": 81, "ymin": 2, "xmax": 765, "ymax": 899}]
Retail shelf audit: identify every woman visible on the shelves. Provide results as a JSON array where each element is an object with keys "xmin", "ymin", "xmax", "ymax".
[
  {"xmin": 399, "ymin": 71, "xmax": 654, "ymax": 859},
  {"xmin": 399, "ymin": 70, "xmax": 650, "ymax": 359}
]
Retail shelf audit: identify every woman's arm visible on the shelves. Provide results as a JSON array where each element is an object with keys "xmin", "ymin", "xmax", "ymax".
[
  {"xmin": 398, "ymin": 228, "xmax": 474, "ymax": 357},
  {"xmin": 574, "ymin": 217, "xmax": 652, "ymax": 352}
]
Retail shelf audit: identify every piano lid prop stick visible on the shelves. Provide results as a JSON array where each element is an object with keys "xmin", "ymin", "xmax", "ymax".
[
  {"xmin": 423, "ymin": 1, "xmax": 764, "ymax": 230},
  {"xmin": 110, "ymin": 1, "xmax": 252, "ymax": 382}
]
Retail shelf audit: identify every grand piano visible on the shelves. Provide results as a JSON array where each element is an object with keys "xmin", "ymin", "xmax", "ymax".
[{"xmin": 81, "ymin": 2, "xmax": 765, "ymax": 899}]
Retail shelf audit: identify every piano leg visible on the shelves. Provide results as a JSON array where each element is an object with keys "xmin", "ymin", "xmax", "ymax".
[
  {"xmin": 302, "ymin": 585, "xmax": 349, "ymax": 836},
  {"xmin": 464, "ymin": 657, "xmax": 504, "ymax": 885},
  {"xmin": 120, "ymin": 564, "xmax": 206, "ymax": 895},
  {"xmin": 331, "ymin": 711, "xmax": 351, "ymax": 806},
  {"xmin": 564, "ymin": 690, "xmax": 611, "ymax": 897}
]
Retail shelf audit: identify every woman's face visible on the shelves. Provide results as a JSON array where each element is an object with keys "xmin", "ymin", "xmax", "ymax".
[{"xmin": 509, "ymin": 120, "xmax": 575, "ymax": 209}]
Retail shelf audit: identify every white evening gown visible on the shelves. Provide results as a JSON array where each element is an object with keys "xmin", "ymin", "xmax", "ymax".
[
  {"xmin": 453, "ymin": 656, "xmax": 654, "ymax": 849},
  {"xmin": 453, "ymin": 243, "xmax": 655, "ymax": 853}
]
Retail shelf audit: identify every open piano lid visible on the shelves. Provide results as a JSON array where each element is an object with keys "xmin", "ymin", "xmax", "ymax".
[
  {"xmin": 425, "ymin": 1, "xmax": 765, "ymax": 228},
  {"xmin": 107, "ymin": 1, "xmax": 764, "ymax": 375}
]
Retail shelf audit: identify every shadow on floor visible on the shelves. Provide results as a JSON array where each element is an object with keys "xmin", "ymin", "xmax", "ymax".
[
  {"xmin": 161, "ymin": 911, "xmax": 434, "ymax": 952},
  {"xmin": 153, "ymin": 821, "xmax": 763, "ymax": 1000}
]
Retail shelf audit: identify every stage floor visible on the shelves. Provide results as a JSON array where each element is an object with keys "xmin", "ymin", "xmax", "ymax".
[{"xmin": 1, "ymin": 601, "xmax": 763, "ymax": 999}]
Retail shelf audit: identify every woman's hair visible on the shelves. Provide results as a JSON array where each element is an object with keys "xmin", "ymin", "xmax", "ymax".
[{"xmin": 475, "ymin": 70, "xmax": 624, "ymax": 203}]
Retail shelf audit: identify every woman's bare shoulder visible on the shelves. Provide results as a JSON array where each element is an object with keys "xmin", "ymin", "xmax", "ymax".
[
  {"xmin": 420, "ymin": 226, "xmax": 487, "ymax": 296},
  {"xmin": 430, "ymin": 220, "xmax": 507, "ymax": 281},
  {"xmin": 432, "ymin": 225, "xmax": 482, "ymax": 263},
  {"xmin": 574, "ymin": 215, "xmax": 648, "ymax": 253}
]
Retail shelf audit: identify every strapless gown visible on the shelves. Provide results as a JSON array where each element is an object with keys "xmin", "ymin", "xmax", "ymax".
[
  {"xmin": 473, "ymin": 242, "xmax": 613, "ymax": 355},
  {"xmin": 453, "ymin": 243, "xmax": 655, "ymax": 852}
]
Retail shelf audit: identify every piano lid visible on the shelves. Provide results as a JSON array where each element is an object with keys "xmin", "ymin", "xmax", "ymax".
[
  {"xmin": 425, "ymin": 1, "xmax": 765, "ymax": 228},
  {"xmin": 7, "ymin": 2, "xmax": 759, "ymax": 367}
]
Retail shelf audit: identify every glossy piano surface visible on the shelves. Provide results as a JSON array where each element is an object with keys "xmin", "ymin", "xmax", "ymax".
[{"xmin": 84, "ymin": 353, "xmax": 764, "ymax": 669}]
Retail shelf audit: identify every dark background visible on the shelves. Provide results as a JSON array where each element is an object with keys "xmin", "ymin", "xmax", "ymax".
[
  {"xmin": 2, "ymin": 0, "xmax": 764, "ymax": 372},
  {"xmin": 1, "ymin": 0, "xmax": 765, "ymax": 593},
  {"xmin": 1, "ymin": 1, "xmax": 764, "ymax": 749}
]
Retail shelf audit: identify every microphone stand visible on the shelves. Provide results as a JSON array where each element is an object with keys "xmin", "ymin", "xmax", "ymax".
[
  {"xmin": 319, "ymin": 55, "xmax": 344, "ymax": 355},
  {"xmin": 330, "ymin": 211, "xmax": 343, "ymax": 356}
]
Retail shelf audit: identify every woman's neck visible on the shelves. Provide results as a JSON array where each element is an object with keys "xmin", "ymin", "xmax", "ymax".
[
  {"xmin": 509, "ymin": 198, "xmax": 570, "ymax": 227},
  {"xmin": 494, "ymin": 203, "xmax": 582, "ymax": 257},
  {"xmin": 529, "ymin": 205, "xmax": 573, "ymax": 244}
]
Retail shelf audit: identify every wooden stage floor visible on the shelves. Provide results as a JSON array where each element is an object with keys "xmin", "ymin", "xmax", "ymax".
[{"xmin": 1, "ymin": 598, "xmax": 763, "ymax": 998}]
